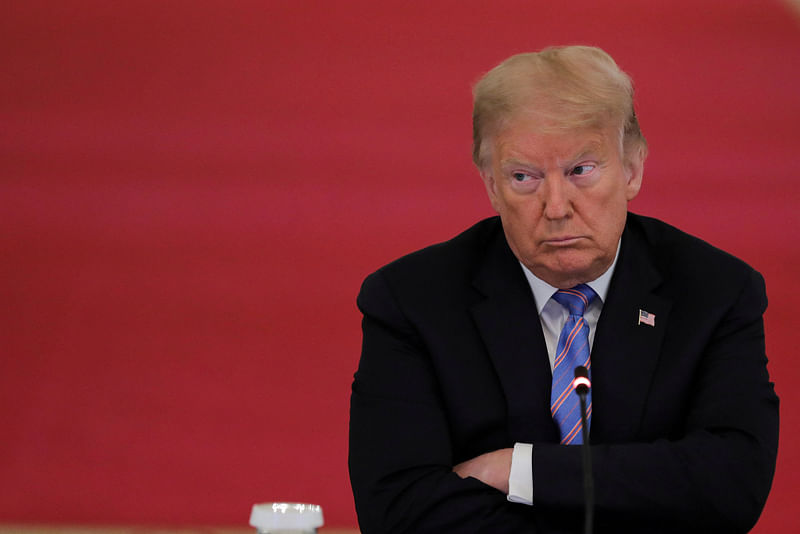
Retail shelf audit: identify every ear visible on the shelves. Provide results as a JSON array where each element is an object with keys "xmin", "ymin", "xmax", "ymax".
[
  {"xmin": 480, "ymin": 169, "xmax": 501, "ymax": 213},
  {"xmin": 624, "ymin": 145, "xmax": 645, "ymax": 201}
]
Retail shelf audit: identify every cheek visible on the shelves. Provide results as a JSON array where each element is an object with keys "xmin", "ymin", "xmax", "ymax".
[
  {"xmin": 597, "ymin": 202, "xmax": 628, "ymax": 244},
  {"xmin": 504, "ymin": 202, "xmax": 547, "ymax": 251},
  {"xmin": 503, "ymin": 197, "xmax": 538, "ymax": 225},
  {"xmin": 576, "ymin": 191, "xmax": 626, "ymax": 238}
]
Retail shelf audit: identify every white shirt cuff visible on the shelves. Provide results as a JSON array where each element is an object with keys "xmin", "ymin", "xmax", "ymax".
[{"xmin": 507, "ymin": 442, "xmax": 533, "ymax": 505}]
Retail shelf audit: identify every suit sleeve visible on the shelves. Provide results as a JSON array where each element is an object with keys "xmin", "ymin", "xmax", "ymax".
[
  {"xmin": 533, "ymin": 269, "xmax": 779, "ymax": 532},
  {"xmin": 349, "ymin": 270, "xmax": 537, "ymax": 534}
]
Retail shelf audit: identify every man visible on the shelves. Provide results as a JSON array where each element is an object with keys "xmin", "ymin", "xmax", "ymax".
[{"xmin": 348, "ymin": 46, "xmax": 778, "ymax": 533}]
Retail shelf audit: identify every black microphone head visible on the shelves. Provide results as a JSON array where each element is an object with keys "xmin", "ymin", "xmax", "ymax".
[{"xmin": 573, "ymin": 366, "xmax": 591, "ymax": 394}]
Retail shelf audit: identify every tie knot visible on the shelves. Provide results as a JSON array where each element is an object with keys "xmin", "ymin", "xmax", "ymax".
[{"xmin": 552, "ymin": 284, "xmax": 597, "ymax": 317}]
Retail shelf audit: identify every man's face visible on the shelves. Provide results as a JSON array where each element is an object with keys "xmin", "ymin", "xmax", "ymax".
[{"xmin": 481, "ymin": 113, "xmax": 643, "ymax": 289}]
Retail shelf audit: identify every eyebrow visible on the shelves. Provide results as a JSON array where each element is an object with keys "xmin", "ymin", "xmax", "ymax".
[
  {"xmin": 567, "ymin": 139, "xmax": 607, "ymax": 163},
  {"xmin": 500, "ymin": 143, "xmax": 607, "ymax": 170},
  {"xmin": 572, "ymin": 143, "xmax": 607, "ymax": 162},
  {"xmin": 501, "ymin": 158, "xmax": 539, "ymax": 169}
]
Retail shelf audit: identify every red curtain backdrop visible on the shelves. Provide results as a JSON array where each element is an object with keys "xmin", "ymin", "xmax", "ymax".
[{"xmin": 1, "ymin": 0, "xmax": 798, "ymax": 530}]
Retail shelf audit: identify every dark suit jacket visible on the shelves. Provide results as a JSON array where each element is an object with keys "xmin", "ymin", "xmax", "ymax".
[{"xmin": 349, "ymin": 213, "xmax": 778, "ymax": 533}]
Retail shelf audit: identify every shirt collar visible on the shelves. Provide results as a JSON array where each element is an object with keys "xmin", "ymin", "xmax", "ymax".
[{"xmin": 520, "ymin": 239, "xmax": 621, "ymax": 315}]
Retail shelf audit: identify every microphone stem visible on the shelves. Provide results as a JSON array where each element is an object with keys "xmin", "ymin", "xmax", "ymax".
[{"xmin": 578, "ymin": 391, "xmax": 594, "ymax": 534}]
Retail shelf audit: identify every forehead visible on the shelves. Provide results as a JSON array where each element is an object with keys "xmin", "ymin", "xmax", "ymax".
[{"xmin": 493, "ymin": 117, "xmax": 617, "ymax": 165}]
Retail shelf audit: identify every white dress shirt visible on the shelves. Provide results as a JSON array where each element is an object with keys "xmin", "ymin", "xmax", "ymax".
[{"xmin": 507, "ymin": 242, "xmax": 620, "ymax": 505}]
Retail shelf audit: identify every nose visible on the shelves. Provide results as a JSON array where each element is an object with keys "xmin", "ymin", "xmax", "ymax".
[{"xmin": 541, "ymin": 175, "xmax": 572, "ymax": 220}]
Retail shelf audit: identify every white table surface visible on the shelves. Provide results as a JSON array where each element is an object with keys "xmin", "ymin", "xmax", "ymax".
[{"xmin": 0, "ymin": 525, "xmax": 358, "ymax": 534}]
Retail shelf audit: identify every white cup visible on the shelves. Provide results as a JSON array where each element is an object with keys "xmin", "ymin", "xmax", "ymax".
[{"xmin": 249, "ymin": 502, "xmax": 324, "ymax": 534}]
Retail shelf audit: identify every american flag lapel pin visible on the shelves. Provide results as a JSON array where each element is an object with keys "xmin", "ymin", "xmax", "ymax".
[{"xmin": 638, "ymin": 309, "xmax": 655, "ymax": 327}]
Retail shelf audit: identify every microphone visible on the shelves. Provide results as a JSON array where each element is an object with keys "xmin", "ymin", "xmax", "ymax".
[
  {"xmin": 573, "ymin": 365, "xmax": 594, "ymax": 534},
  {"xmin": 573, "ymin": 366, "xmax": 591, "ymax": 395}
]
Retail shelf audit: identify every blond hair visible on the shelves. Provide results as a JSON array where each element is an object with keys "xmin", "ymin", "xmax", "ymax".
[{"xmin": 472, "ymin": 46, "xmax": 647, "ymax": 168}]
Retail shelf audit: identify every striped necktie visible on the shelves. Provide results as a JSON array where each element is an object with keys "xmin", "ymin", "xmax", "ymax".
[{"xmin": 550, "ymin": 284, "xmax": 597, "ymax": 445}]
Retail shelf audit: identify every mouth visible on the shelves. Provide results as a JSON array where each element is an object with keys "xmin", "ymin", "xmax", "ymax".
[{"xmin": 542, "ymin": 236, "xmax": 584, "ymax": 246}]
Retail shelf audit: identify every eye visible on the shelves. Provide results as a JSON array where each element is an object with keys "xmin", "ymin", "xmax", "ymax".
[
  {"xmin": 505, "ymin": 168, "xmax": 542, "ymax": 191},
  {"xmin": 571, "ymin": 164, "xmax": 595, "ymax": 176}
]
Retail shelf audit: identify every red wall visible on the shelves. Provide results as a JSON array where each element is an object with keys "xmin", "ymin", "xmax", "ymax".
[{"xmin": 2, "ymin": 0, "xmax": 799, "ymax": 530}]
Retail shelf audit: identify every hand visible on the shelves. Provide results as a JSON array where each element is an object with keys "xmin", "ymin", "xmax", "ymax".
[{"xmin": 453, "ymin": 448, "xmax": 513, "ymax": 494}]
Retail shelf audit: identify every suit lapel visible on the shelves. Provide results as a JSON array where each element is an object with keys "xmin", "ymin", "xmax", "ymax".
[
  {"xmin": 590, "ymin": 218, "xmax": 672, "ymax": 442},
  {"xmin": 470, "ymin": 225, "xmax": 559, "ymax": 444},
  {"xmin": 467, "ymin": 216, "xmax": 672, "ymax": 444}
]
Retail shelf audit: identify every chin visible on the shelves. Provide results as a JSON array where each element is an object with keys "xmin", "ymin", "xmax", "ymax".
[
  {"xmin": 532, "ymin": 254, "xmax": 599, "ymax": 287},
  {"xmin": 550, "ymin": 252, "xmax": 596, "ymax": 274}
]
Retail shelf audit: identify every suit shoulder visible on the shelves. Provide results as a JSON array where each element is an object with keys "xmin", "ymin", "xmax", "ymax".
[
  {"xmin": 358, "ymin": 217, "xmax": 501, "ymax": 307},
  {"xmin": 627, "ymin": 213, "xmax": 763, "ymax": 290},
  {"xmin": 371, "ymin": 217, "xmax": 500, "ymax": 280}
]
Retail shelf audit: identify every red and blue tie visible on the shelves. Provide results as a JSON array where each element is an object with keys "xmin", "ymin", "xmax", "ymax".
[{"xmin": 550, "ymin": 284, "xmax": 597, "ymax": 445}]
